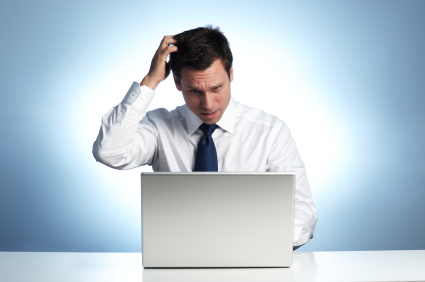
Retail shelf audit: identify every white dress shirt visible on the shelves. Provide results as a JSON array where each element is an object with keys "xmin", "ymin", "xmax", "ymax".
[{"xmin": 93, "ymin": 82, "xmax": 318, "ymax": 247}]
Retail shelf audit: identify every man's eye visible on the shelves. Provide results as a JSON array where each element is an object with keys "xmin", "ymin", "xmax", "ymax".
[
  {"xmin": 190, "ymin": 90, "xmax": 199, "ymax": 94},
  {"xmin": 214, "ymin": 86, "xmax": 222, "ymax": 90}
]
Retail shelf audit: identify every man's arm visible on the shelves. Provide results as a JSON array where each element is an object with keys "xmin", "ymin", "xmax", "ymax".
[
  {"xmin": 266, "ymin": 122, "xmax": 318, "ymax": 249},
  {"xmin": 92, "ymin": 83, "xmax": 157, "ymax": 169},
  {"xmin": 92, "ymin": 36, "xmax": 177, "ymax": 169}
]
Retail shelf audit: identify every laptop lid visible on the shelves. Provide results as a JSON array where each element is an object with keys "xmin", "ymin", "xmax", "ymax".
[{"xmin": 141, "ymin": 172, "xmax": 295, "ymax": 268}]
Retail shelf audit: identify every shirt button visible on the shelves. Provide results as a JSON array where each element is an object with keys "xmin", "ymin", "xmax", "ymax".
[
  {"xmin": 131, "ymin": 92, "xmax": 136, "ymax": 96},
  {"xmin": 140, "ymin": 96, "xmax": 144, "ymax": 100},
  {"xmin": 116, "ymin": 118, "xmax": 121, "ymax": 123}
]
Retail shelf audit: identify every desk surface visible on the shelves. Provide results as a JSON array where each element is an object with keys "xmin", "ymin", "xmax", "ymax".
[{"xmin": 0, "ymin": 250, "xmax": 424, "ymax": 282}]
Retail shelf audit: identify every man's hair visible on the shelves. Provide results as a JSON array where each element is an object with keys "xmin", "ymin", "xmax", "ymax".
[{"xmin": 169, "ymin": 25, "xmax": 233, "ymax": 83}]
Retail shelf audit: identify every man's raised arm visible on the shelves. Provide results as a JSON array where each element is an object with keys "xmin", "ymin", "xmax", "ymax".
[{"xmin": 92, "ymin": 36, "xmax": 177, "ymax": 169}]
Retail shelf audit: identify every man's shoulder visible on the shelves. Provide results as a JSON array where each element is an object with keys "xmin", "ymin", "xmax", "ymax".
[
  {"xmin": 235, "ymin": 100, "xmax": 286, "ymax": 128},
  {"xmin": 146, "ymin": 104, "xmax": 187, "ymax": 121}
]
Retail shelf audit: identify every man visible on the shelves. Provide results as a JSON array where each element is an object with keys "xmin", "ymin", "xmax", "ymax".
[{"xmin": 93, "ymin": 26, "xmax": 317, "ymax": 249}]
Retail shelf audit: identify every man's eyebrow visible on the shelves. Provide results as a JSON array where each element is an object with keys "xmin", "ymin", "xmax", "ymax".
[
  {"xmin": 210, "ymin": 81, "xmax": 225, "ymax": 89},
  {"xmin": 185, "ymin": 86, "xmax": 200, "ymax": 91},
  {"xmin": 186, "ymin": 81, "xmax": 226, "ymax": 90}
]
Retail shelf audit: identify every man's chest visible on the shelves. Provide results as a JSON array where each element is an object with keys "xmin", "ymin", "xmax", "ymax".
[{"xmin": 154, "ymin": 127, "xmax": 274, "ymax": 172}]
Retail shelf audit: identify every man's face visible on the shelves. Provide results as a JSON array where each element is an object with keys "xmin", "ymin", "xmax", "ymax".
[{"xmin": 174, "ymin": 59, "xmax": 234, "ymax": 124}]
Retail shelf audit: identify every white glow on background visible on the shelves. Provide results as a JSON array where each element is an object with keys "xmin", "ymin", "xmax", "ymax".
[{"xmin": 231, "ymin": 45, "xmax": 351, "ymax": 194}]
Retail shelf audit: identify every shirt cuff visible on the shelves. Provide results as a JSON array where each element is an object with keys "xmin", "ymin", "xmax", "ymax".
[
  {"xmin": 293, "ymin": 225, "xmax": 303, "ymax": 246},
  {"xmin": 122, "ymin": 82, "xmax": 155, "ymax": 113}
]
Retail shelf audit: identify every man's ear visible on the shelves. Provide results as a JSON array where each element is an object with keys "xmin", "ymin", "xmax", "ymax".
[
  {"xmin": 230, "ymin": 66, "xmax": 234, "ymax": 82},
  {"xmin": 173, "ymin": 75, "xmax": 182, "ymax": 91}
]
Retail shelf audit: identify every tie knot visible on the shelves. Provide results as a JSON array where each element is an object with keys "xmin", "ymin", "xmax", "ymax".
[{"xmin": 199, "ymin": 123, "xmax": 217, "ymax": 136}]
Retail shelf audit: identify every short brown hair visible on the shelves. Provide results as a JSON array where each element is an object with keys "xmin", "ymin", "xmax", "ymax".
[{"xmin": 169, "ymin": 25, "xmax": 233, "ymax": 82}]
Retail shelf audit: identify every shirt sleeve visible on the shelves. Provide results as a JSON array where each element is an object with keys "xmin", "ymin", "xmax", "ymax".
[
  {"xmin": 92, "ymin": 82, "xmax": 158, "ymax": 170},
  {"xmin": 266, "ymin": 122, "xmax": 318, "ymax": 247}
]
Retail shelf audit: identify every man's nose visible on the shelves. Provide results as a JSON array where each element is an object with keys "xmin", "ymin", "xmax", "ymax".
[{"xmin": 201, "ymin": 93, "xmax": 214, "ymax": 110}]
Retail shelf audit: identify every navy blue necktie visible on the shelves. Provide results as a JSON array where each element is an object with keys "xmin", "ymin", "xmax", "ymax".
[{"xmin": 194, "ymin": 123, "xmax": 218, "ymax": 171}]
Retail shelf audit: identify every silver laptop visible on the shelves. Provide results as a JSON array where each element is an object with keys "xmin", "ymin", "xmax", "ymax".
[{"xmin": 141, "ymin": 172, "xmax": 295, "ymax": 268}]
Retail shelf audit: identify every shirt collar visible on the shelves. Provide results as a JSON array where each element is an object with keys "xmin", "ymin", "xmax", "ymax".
[{"xmin": 186, "ymin": 96, "xmax": 237, "ymax": 135}]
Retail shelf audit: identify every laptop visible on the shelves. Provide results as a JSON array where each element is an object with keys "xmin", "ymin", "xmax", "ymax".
[{"xmin": 141, "ymin": 172, "xmax": 295, "ymax": 268}]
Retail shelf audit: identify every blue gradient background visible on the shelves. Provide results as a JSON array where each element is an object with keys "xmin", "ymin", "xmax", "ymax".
[{"xmin": 1, "ymin": 0, "xmax": 425, "ymax": 252}]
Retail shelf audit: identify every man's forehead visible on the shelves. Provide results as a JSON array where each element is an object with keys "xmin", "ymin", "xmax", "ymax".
[
  {"xmin": 180, "ymin": 60, "xmax": 227, "ymax": 87},
  {"xmin": 181, "ymin": 75, "xmax": 225, "ymax": 88}
]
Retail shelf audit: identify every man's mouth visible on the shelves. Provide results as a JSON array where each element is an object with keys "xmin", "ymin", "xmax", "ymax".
[{"xmin": 201, "ymin": 110, "xmax": 218, "ymax": 119}]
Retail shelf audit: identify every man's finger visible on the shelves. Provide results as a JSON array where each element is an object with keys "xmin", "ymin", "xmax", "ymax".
[
  {"xmin": 158, "ymin": 45, "xmax": 178, "ymax": 60},
  {"xmin": 160, "ymin": 36, "xmax": 177, "ymax": 48},
  {"xmin": 166, "ymin": 45, "xmax": 178, "ymax": 53}
]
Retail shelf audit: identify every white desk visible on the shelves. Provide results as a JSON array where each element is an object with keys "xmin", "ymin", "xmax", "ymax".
[{"xmin": 0, "ymin": 250, "xmax": 424, "ymax": 281}]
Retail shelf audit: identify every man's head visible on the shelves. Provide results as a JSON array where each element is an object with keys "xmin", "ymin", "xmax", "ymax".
[{"xmin": 170, "ymin": 26, "xmax": 234, "ymax": 124}]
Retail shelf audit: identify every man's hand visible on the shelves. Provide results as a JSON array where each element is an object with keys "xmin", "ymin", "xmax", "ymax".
[{"xmin": 141, "ymin": 36, "xmax": 177, "ymax": 90}]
